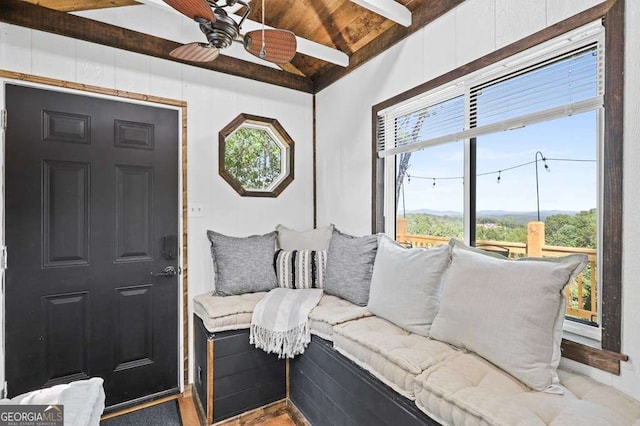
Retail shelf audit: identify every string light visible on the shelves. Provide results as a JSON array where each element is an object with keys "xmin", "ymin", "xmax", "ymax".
[{"xmin": 406, "ymin": 157, "xmax": 593, "ymax": 186}]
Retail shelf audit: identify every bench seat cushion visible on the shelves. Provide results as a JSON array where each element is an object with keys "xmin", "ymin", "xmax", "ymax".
[
  {"xmin": 193, "ymin": 292, "xmax": 266, "ymax": 332},
  {"xmin": 333, "ymin": 316, "xmax": 457, "ymax": 400},
  {"xmin": 414, "ymin": 351, "xmax": 640, "ymax": 426},
  {"xmin": 308, "ymin": 294, "xmax": 372, "ymax": 340}
]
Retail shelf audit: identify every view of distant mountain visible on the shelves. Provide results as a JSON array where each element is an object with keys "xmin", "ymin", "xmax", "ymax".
[
  {"xmin": 407, "ymin": 209, "xmax": 463, "ymax": 216},
  {"xmin": 405, "ymin": 209, "xmax": 582, "ymax": 225},
  {"xmin": 407, "ymin": 209, "xmax": 578, "ymax": 218}
]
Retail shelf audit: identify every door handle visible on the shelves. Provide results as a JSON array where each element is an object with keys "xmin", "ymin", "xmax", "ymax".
[{"xmin": 151, "ymin": 266, "xmax": 177, "ymax": 277}]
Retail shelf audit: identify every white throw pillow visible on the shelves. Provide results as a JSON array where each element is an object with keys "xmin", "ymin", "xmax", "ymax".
[
  {"xmin": 368, "ymin": 236, "xmax": 450, "ymax": 337},
  {"xmin": 429, "ymin": 239, "xmax": 587, "ymax": 393},
  {"xmin": 276, "ymin": 224, "xmax": 334, "ymax": 251}
]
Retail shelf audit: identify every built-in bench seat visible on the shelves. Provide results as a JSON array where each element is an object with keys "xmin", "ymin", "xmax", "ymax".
[
  {"xmin": 333, "ymin": 316, "xmax": 457, "ymax": 400},
  {"xmin": 415, "ymin": 352, "xmax": 640, "ymax": 426},
  {"xmin": 193, "ymin": 292, "xmax": 372, "ymax": 341},
  {"xmin": 194, "ymin": 291, "xmax": 267, "ymax": 333},
  {"xmin": 193, "ymin": 290, "xmax": 640, "ymax": 426},
  {"xmin": 308, "ymin": 294, "xmax": 372, "ymax": 341}
]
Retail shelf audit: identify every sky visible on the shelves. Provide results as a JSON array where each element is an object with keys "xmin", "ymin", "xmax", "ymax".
[{"xmin": 398, "ymin": 110, "xmax": 598, "ymax": 214}]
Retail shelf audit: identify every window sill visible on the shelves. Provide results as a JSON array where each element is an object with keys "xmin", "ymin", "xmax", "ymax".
[
  {"xmin": 563, "ymin": 318, "xmax": 601, "ymax": 343},
  {"xmin": 561, "ymin": 339, "xmax": 628, "ymax": 375}
]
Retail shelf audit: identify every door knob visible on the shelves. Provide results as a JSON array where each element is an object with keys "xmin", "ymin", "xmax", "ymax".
[{"xmin": 151, "ymin": 266, "xmax": 177, "ymax": 277}]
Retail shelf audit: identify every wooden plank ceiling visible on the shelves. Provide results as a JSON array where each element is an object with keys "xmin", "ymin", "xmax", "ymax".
[
  {"xmin": 3, "ymin": 0, "xmax": 464, "ymax": 93},
  {"xmin": 243, "ymin": 0, "xmax": 427, "ymax": 79}
]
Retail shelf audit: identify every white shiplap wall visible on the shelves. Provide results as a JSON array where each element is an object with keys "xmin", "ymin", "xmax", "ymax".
[
  {"xmin": 618, "ymin": 0, "xmax": 640, "ymax": 399},
  {"xmin": 316, "ymin": 0, "xmax": 640, "ymax": 399},
  {"xmin": 0, "ymin": 21, "xmax": 314, "ymax": 389}
]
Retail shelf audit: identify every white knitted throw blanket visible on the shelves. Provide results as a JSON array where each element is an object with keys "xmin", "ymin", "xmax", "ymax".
[{"xmin": 250, "ymin": 287, "xmax": 323, "ymax": 359}]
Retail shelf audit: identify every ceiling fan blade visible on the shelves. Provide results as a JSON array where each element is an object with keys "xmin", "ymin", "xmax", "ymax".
[
  {"xmin": 170, "ymin": 42, "xmax": 220, "ymax": 62},
  {"xmin": 163, "ymin": 0, "xmax": 215, "ymax": 22},
  {"xmin": 243, "ymin": 29, "xmax": 297, "ymax": 65}
]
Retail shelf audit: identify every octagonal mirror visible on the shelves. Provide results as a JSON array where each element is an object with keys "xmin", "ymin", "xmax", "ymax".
[{"xmin": 219, "ymin": 113, "xmax": 295, "ymax": 197}]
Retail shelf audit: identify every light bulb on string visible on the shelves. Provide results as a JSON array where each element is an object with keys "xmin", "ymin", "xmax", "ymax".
[
  {"xmin": 497, "ymin": 170, "xmax": 501, "ymax": 184},
  {"xmin": 432, "ymin": 178, "xmax": 436, "ymax": 189}
]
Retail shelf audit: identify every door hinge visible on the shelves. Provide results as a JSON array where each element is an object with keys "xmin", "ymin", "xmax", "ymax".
[
  {"xmin": 1, "ymin": 246, "xmax": 7, "ymax": 270},
  {"xmin": 1, "ymin": 109, "xmax": 6, "ymax": 130},
  {"xmin": 2, "ymin": 382, "xmax": 7, "ymax": 399}
]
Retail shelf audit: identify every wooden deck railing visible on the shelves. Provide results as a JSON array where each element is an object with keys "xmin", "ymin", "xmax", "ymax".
[{"xmin": 396, "ymin": 218, "xmax": 597, "ymax": 322}]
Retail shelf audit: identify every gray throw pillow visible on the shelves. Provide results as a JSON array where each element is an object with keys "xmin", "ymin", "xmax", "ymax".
[
  {"xmin": 324, "ymin": 228, "xmax": 378, "ymax": 306},
  {"xmin": 207, "ymin": 230, "xmax": 277, "ymax": 296},
  {"xmin": 430, "ymin": 239, "xmax": 587, "ymax": 393},
  {"xmin": 368, "ymin": 236, "xmax": 450, "ymax": 336}
]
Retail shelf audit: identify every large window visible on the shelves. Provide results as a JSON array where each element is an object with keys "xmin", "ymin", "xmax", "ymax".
[
  {"xmin": 378, "ymin": 23, "xmax": 604, "ymax": 341},
  {"xmin": 474, "ymin": 113, "xmax": 599, "ymax": 327}
]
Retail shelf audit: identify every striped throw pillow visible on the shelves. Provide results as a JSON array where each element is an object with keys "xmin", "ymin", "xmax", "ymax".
[{"xmin": 274, "ymin": 249, "xmax": 327, "ymax": 289}]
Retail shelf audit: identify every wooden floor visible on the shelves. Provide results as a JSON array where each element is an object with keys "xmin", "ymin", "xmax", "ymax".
[
  {"xmin": 177, "ymin": 394, "xmax": 201, "ymax": 425},
  {"xmin": 251, "ymin": 413, "xmax": 296, "ymax": 426},
  {"xmin": 178, "ymin": 396, "xmax": 306, "ymax": 426},
  {"xmin": 103, "ymin": 393, "xmax": 304, "ymax": 425}
]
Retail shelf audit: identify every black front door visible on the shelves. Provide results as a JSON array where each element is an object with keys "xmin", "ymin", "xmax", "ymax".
[{"xmin": 5, "ymin": 84, "xmax": 180, "ymax": 408}]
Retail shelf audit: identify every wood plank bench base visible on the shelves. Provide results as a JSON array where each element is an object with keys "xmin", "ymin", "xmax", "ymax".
[
  {"xmin": 194, "ymin": 313, "xmax": 439, "ymax": 425},
  {"xmin": 193, "ymin": 315, "xmax": 287, "ymax": 425}
]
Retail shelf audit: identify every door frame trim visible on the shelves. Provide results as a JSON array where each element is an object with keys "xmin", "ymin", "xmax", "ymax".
[{"xmin": 0, "ymin": 70, "xmax": 190, "ymax": 397}]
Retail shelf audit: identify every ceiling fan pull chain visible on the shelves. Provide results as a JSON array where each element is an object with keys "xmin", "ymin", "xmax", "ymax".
[{"xmin": 260, "ymin": 0, "xmax": 267, "ymax": 58}]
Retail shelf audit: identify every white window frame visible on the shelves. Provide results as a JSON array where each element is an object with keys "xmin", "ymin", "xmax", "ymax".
[{"xmin": 381, "ymin": 21, "xmax": 604, "ymax": 343}]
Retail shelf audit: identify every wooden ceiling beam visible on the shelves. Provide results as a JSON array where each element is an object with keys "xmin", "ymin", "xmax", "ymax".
[
  {"xmin": 22, "ymin": 0, "xmax": 140, "ymax": 12},
  {"xmin": 0, "ymin": 0, "xmax": 314, "ymax": 93},
  {"xmin": 313, "ymin": 0, "xmax": 465, "ymax": 92},
  {"xmin": 350, "ymin": 0, "xmax": 412, "ymax": 27}
]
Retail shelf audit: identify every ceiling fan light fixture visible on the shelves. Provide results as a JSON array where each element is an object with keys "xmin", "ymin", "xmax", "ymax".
[{"xmin": 204, "ymin": 8, "xmax": 240, "ymax": 49}]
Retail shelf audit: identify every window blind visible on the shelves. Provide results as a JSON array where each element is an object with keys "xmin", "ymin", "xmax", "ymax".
[
  {"xmin": 376, "ymin": 95, "xmax": 465, "ymax": 153},
  {"xmin": 377, "ymin": 36, "xmax": 603, "ymax": 158}
]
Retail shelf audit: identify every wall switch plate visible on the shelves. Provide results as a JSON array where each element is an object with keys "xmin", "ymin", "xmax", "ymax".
[{"xmin": 188, "ymin": 202, "xmax": 204, "ymax": 217}]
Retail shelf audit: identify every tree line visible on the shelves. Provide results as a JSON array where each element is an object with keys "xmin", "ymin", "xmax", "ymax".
[{"xmin": 404, "ymin": 208, "xmax": 597, "ymax": 249}]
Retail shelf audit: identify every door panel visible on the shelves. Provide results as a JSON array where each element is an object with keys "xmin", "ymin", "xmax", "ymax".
[
  {"xmin": 114, "ymin": 165, "xmax": 153, "ymax": 262},
  {"xmin": 42, "ymin": 110, "xmax": 91, "ymax": 144},
  {"xmin": 5, "ymin": 84, "xmax": 179, "ymax": 407},
  {"xmin": 42, "ymin": 292, "xmax": 90, "ymax": 385},
  {"xmin": 42, "ymin": 160, "xmax": 91, "ymax": 266},
  {"xmin": 114, "ymin": 285, "xmax": 153, "ymax": 371},
  {"xmin": 114, "ymin": 120, "xmax": 154, "ymax": 150}
]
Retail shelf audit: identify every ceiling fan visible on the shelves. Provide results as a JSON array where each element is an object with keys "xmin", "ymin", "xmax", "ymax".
[{"xmin": 163, "ymin": 0, "xmax": 296, "ymax": 65}]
